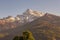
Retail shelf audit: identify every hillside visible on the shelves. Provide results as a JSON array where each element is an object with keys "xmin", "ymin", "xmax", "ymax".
[{"xmin": 21, "ymin": 13, "xmax": 60, "ymax": 40}]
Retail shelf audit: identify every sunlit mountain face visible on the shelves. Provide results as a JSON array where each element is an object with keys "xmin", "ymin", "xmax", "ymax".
[{"xmin": 0, "ymin": 9, "xmax": 60, "ymax": 40}]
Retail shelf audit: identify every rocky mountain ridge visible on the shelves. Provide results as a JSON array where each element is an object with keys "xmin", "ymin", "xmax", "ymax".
[{"xmin": 0, "ymin": 9, "xmax": 45, "ymax": 31}]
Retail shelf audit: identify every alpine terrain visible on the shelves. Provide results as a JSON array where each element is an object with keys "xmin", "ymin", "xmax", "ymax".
[{"xmin": 0, "ymin": 9, "xmax": 60, "ymax": 40}]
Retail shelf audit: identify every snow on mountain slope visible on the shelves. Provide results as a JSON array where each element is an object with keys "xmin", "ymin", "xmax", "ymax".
[
  {"xmin": 3, "ymin": 9, "xmax": 45, "ymax": 23},
  {"xmin": 23, "ymin": 9, "xmax": 45, "ymax": 17},
  {"xmin": 22, "ymin": 9, "xmax": 45, "ymax": 22}
]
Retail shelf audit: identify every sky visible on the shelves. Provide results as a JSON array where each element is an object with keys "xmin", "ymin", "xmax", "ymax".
[{"xmin": 0, "ymin": 0, "xmax": 60, "ymax": 18}]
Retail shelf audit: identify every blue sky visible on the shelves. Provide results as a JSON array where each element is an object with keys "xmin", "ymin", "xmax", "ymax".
[{"xmin": 0, "ymin": 0, "xmax": 60, "ymax": 18}]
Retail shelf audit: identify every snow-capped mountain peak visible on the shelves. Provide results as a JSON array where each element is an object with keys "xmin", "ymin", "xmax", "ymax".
[
  {"xmin": 23, "ymin": 9, "xmax": 45, "ymax": 17},
  {"xmin": 20, "ymin": 9, "xmax": 45, "ymax": 22}
]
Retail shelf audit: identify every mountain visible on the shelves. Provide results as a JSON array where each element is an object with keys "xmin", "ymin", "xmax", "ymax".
[
  {"xmin": 0, "ymin": 9, "xmax": 45, "ymax": 31},
  {"xmin": 0, "ymin": 12, "xmax": 60, "ymax": 40}
]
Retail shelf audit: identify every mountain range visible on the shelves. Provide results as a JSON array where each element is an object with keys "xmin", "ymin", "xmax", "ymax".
[{"xmin": 0, "ymin": 9, "xmax": 60, "ymax": 40}]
